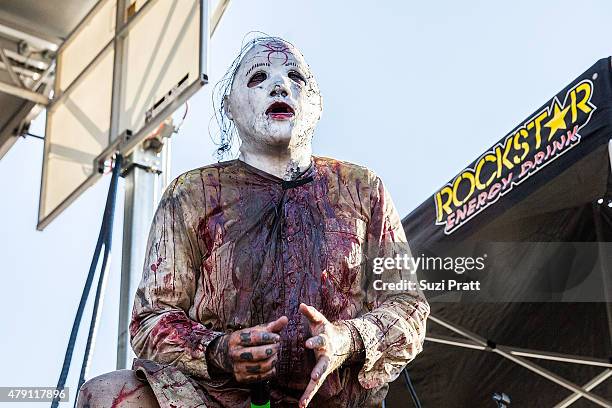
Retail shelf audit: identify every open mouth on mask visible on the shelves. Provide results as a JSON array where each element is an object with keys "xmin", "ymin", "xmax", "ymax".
[{"xmin": 265, "ymin": 102, "xmax": 295, "ymax": 120}]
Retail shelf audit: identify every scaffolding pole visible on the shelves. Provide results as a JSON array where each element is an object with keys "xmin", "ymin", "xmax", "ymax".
[{"xmin": 116, "ymin": 133, "xmax": 171, "ymax": 369}]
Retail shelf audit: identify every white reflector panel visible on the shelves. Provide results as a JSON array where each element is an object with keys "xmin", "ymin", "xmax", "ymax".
[
  {"xmin": 58, "ymin": 0, "xmax": 117, "ymax": 92},
  {"xmin": 38, "ymin": 0, "xmax": 209, "ymax": 230},
  {"xmin": 39, "ymin": 46, "xmax": 114, "ymax": 224},
  {"xmin": 118, "ymin": 0, "xmax": 201, "ymax": 140}
]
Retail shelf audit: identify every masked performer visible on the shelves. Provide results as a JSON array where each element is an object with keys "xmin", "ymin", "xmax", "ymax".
[{"xmin": 77, "ymin": 36, "xmax": 429, "ymax": 408}]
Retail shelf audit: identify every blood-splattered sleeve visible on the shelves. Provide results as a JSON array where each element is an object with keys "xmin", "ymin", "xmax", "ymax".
[
  {"xmin": 129, "ymin": 176, "xmax": 225, "ymax": 381},
  {"xmin": 346, "ymin": 173, "xmax": 430, "ymax": 389}
]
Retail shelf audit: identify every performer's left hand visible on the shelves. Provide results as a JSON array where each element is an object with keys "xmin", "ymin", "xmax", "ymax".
[{"xmin": 298, "ymin": 303, "xmax": 353, "ymax": 408}]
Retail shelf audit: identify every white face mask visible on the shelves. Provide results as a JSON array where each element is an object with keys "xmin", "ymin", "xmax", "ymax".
[{"xmin": 226, "ymin": 40, "xmax": 323, "ymax": 150}]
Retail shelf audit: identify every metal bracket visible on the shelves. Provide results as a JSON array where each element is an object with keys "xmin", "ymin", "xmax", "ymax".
[
  {"xmin": 94, "ymin": 129, "xmax": 162, "ymax": 176},
  {"xmin": 120, "ymin": 160, "xmax": 162, "ymax": 177},
  {"xmin": 95, "ymin": 119, "xmax": 174, "ymax": 177},
  {"xmin": 120, "ymin": 147, "xmax": 163, "ymax": 177},
  {"xmin": 144, "ymin": 73, "xmax": 190, "ymax": 124}
]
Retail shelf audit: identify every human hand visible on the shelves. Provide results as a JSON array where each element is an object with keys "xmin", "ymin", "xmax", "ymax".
[
  {"xmin": 298, "ymin": 303, "xmax": 354, "ymax": 407},
  {"xmin": 206, "ymin": 316, "xmax": 288, "ymax": 383}
]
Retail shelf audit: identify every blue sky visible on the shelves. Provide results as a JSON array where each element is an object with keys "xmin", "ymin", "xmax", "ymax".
[{"xmin": 1, "ymin": 0, "xmax": 611, "ymax": 405}]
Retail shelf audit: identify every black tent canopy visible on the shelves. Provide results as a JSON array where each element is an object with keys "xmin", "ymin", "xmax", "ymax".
[{"xmin": 388, "ymin": 58, "xmax": 612, "ymax": 407}]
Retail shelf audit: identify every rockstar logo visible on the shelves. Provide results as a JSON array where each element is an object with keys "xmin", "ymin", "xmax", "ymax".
[{"xmin": 545, "ymin": 100, "xmax": 570, "ymax": 140}]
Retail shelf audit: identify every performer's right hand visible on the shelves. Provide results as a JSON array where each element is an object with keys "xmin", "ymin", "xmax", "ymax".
[{"xmin": 206, "ymin": 316, "xmax": 288, "ymax": 383}]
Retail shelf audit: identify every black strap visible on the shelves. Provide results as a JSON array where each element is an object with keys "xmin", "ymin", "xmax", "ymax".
[{"xmin": 281, "ymin": 176, "xmax": 314, "ymax": 190}]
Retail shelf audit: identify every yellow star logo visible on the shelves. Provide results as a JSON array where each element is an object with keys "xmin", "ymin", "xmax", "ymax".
[{"xmin": 544, "ymin": 100, "xmax": 570, "ymax": 140}]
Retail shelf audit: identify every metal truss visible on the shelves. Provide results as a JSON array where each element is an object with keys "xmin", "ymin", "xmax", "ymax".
[
  {"xmin": 0, "ymin": 22, "xmax": 54, "ymax": 105},
  {"xmin": 426, "ymin": 314, "xmax": 612, "ymax": 407}
]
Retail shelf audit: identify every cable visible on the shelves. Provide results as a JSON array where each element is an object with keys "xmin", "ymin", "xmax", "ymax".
[
  {"xmin": 402, "ymin": 368, "xmax": 422, "ymax": 408},
  {"xmin": 51, "ymin": 153, "xmax": 123, "ymax": 408},
  {"xmin": 74, "ymin": 152, "xmax": 121, "ymax": 405},
  {"xmin": 73, "ymin": 243, "xmax": 112, "ymax": 407},
  {"xmin": 21, "ymin": 132, "xmax": 44, "ymax": 140},
  {"xmin": 173, "ymin": 101, "xmax": 189, "ymax": 134}
]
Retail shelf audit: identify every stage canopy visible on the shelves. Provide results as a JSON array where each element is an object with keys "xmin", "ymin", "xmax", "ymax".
[{"xmin": 388, "ymin": 58, "xmax": 612, "ymax": 407}]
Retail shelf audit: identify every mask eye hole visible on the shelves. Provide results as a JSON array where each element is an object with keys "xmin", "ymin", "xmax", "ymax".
[
  {"xmin": 288, "ymin": 70, "xmax": 306, "ymax": 85},
  {"xmin": 247, "ymin": 71, "xmax": 267, "ymax": 88}
]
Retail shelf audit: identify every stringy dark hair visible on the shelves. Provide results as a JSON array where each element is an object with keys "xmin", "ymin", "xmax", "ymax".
[{"xmin": 211, "ymin": 33, "xmax": 298, "ymax": 160}]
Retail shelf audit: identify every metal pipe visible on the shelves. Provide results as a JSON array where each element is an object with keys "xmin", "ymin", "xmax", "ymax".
[
  {"xmin": 508, "ymin": 347, "xmax": 612, "ymax": 368},
  {"xmin": 109, "ymin": 0, "xmax": 128, "ymax": 144},
  {"xmin": 428, "ymin": 315, "xmax": 612, "ymax": 407},
  {"xmin": 426, "ymin": 334, "xmax": 612, "ymax": 367},
  {"xmin": 199, "ymin": 0, "xmax": 210, "ymax": 81},
  {"xmin": 2, "ymin": 48, "xmax": 49, "ymax": 70},
  {"xmin": 428, "ymin": 314, "xmax": 488, "ymax": 346},
  {"xmin": 0, "ymin": 60, "xmax": 47, "ymax": 82},
  {"xmin": 494, "ymin": 345, "xmax": 611, "ymax": 407},
  {"xmin": 211, "ymin": 0, "xmax": 231, "ymax": 36},
  {"xmin": 425, "ymin": 335, "xmax": 485, "ymax": 351},
  {"xmin": 553, "ymin": 370, "xmax": 612, "ymax": 408},
  {"xmin": 0, "ymin": 47, "xmax": 24, "ymax": 86},
  {"xmin": 116, "ymin": 142, "xmax": 167, "ymax": 369},
  {"xmin": 0, "ymin": 79, "xmax": 49, "ymax": 104},
  {"xmin": 0, "ymin": 21, "xmax": 59, "ymax": 51}
]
